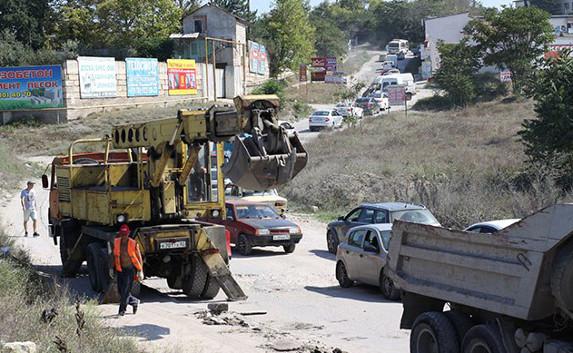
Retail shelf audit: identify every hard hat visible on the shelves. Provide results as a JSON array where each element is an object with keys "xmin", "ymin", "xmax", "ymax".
[{"xmin": 119, "ymin": 224, "xmax": 130, "ymax": 235}]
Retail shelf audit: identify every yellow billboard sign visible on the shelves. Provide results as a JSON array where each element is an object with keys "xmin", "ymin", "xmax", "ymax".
[{"xmin": 167, "ymin": 59, "xmax": 197, "ymax": 95}]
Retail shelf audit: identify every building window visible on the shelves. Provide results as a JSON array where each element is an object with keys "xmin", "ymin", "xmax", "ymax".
[
  {"xmin": 194, "ymin": 20, "xmax": 203, "ymax": 33},
  {"xmin": 564, "ymin": 2, "xmax": 570, "ymax": 12}
]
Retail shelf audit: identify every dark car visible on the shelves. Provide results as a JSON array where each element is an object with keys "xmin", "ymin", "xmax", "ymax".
[
  {"xmin": 207, "ymin": 200, "xmax": 302, "ymax": 256},
  {"xmin": 326, "ymin": 202, "xmax": 440, "ymax": 254},
  {"xmin": 354, "ymin": 97, "xmax": 380, "ymax": 116}
]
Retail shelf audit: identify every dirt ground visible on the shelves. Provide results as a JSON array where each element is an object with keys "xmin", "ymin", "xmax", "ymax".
[{"xmin": 0, "ymin": 160, "xmax": 409, "ymax": 353}]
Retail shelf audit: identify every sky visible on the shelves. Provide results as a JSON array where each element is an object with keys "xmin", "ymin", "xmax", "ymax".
[{"xmin": 250, "ymin": 0, "xmax": 512, "ymax": 14}]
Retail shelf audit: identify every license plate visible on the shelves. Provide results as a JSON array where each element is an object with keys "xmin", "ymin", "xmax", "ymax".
[
  {"xmin": 158, "ymin": 239, "xmax": 189, "ymax": 250},
  {"xmin": 273, "ymin": 234, "xmax": 290, "ymax": 241}
]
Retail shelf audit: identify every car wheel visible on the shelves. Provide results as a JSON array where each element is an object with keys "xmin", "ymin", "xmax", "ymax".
[
  {"xmin": 237, "ymin": 234, "xmax": 252, "ymax": 256},
  {"xmin": 336, "ymin": 261, "xmax": 353, "ymax": 288},
  {"xmin": 283, "ymin": 244, "xmax": 296, "ymax": 253},
  {"xmin": 380, "ymin": 271, "xmax": 400, "ymax": 300},
  {"xmin": 327, "ymin": 230, "xmax": 339, "ymax": 254},
  {"xmin": 410, "ymin": 312, "xmax": 460, "ymax": 353}
]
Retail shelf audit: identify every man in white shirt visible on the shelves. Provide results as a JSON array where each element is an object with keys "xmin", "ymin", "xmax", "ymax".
[{"xmin": 20, "ymin": 181, "xmax": 39, "ymax": 237}]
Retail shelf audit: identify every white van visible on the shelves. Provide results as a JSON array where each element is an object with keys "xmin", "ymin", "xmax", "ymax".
[
  {"xmin": 386, "ymin": 39, "xmax": 409, "ymax": 55},
  {"xmin": 372, "ymin": 73, "xmax": 416, "ymax": 97}
]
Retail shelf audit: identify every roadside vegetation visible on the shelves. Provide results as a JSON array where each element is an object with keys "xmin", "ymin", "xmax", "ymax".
[
  {"xmin": 283, "ymin": 99, "xmax": 572, "ymax": 229},
  {"xmin": 0, "ymin": 230, "xmax": 140, "ymax": 353}
]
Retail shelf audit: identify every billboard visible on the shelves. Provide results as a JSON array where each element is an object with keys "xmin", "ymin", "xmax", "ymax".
[
  {"xmin": 0, "ymin": 65, "xmax": 64, "ymax": 111},
  {"xmin": 167, "ymin": 59, "xmax": 197, "ymax": 95},
  {"xmin": 78, "ymin": 57, "xmax": 117, "ymax": 98},
  {"xmin": 386, "ymin": 85, "xmax": 406, "ymax": 106},
  {"xmin": 311, "ymin": 57, "xmax": 337, "ymax": 81},
  {"xmin": 249, "ymin": 41, "xmax": 268, "ymax": 75},
  {"xmin": 126, "ymin": 58, "xmax": 159, "ymax": 97}
]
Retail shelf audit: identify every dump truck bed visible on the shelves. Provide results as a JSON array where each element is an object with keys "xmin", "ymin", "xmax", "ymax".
[{"xmin": 387, "ymin": 204, "xmax": 573, "ymax": 321}]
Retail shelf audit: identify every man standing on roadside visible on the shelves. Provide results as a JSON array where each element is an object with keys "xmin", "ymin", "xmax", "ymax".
[
  {"xmin": 113, "ymin": 224, "xmax": 143, "ymax": 316},
  {"xmin": 20, "ymin": 181, "xmax": 39, "ymax": 237}
]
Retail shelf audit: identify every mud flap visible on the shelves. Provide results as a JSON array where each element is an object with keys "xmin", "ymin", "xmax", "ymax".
[{"xmin": 222, "ymin": 134, "xmax": 308, "ymax": 190}]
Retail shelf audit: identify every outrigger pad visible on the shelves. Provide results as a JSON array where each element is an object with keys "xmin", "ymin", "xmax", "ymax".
[{"xmin": 222, "ymin": 134, "xmax": 308, "ymax": 191}]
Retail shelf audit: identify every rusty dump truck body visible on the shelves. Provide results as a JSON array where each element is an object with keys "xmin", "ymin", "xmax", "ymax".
[{"xmin": 387, "ymin": 204, "xmax": 573, "ymax": 353}]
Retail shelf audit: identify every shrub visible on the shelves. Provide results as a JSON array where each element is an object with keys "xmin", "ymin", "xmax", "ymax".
[{"xmin": 251, "ymin": 79, "xmax": 287, "ymax": 101}]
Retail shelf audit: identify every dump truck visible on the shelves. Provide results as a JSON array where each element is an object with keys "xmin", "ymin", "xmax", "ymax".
[
  {"xmin": 43, "ymin": 95, "xmax": 307, "ymax": 302},
  {"xmin": 386, "ymin": 204, "xmax": 573, "ymax": 353}
]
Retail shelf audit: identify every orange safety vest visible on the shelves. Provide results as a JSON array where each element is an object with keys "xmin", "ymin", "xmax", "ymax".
[{"xmin": 113, "ymin": 237, "xmax": 143, "ymax": 272}]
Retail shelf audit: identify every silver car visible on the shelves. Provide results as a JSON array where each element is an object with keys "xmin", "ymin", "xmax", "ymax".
[{"xmin": 335, "ymin": 223, "xmax": 400, "ymax": 300}]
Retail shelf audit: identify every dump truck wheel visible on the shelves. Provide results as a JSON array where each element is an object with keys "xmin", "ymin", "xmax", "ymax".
[
  {"xmin": 59, "ymin": 222, "xmax": 82, "ymax": 276},
  {"xmin": 167, "ymin": 273, "xmax": 183, "ymax": 290},
  {"xmin": 97, "ymin": 247, "xmax": 112, "ymax": 293},
  {"xmin": 552, "ymin": 240, "xmax": 573, "ymax": 311},
  {"xmin": 327, "ymin": 230, "xmax": 339, "ymax": 254},
  {"xmin": 380, "ymin": 271, "xmax": 400, "ymax": 300},
  {"xmin": 283, "ymin": 244, "xmax": 296, "ymax": 253},
  {"xmin": 237, "ymin": 234, "xmax": 252, "ymax": 256},
  {"xmin": 182, "ymin": 255, "xmax": 208, "ymax": 299},
  {"xmin": 444, "ymin": 311, "xmax": 474, "ymax": 345},
  {"xmin": 410, "ymin": 312, "xmax": 459, "ymax": 353},
  {"xmin": 86, "ymin": 243, "xmax": 102, "ymax": 292},
  {"xmin": 461, "ymin": 324, "xmax": 505, "ymax": 353},
  {"xmin": 336, "ymin": 261, "xmax": 353, "ymax": 288},
  {"xmin": 201, "ymin": 274, "xmax": 220, "ymax": 299}
]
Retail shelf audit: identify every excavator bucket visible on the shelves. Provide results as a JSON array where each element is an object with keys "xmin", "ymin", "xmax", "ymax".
[{"xmin": 222, "ymin": 132, "xmax": 308, "ymax": 191}]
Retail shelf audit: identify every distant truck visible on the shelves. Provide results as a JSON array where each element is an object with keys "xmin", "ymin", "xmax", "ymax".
[
  {"xmin": 372, "ymin": 73, "xmax": 416, "ymax": 99},
  {"xmin": 386, "ymin": 39, "xmax": 409, "ymax": 56},
  {"xmin": 386, "ymin": 204, "xmax": 573, "ymax": 353}
]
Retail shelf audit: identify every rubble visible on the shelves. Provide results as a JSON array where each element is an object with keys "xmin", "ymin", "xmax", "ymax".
[{"xmin": 194, "ymin": 310, "xmax": 249, "ymax": 327}]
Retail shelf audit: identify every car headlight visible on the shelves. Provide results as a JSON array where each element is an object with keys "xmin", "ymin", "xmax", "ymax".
[
  {"xmin": 116, "ymin": 214, "xmax": 127, "ymax": 223},
  {"xmin": 211, "ymin": 209, "xmax": 220, "ymax": 218},
  {"xmin": 256, "ymin": 229, "xmax": 270, "ymax": 236},
  {"xmin": 288, "ymin": 226, "xmax": 300, "ymax": 234}
]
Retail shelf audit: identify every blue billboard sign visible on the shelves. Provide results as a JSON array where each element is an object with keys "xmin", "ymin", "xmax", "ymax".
[
  {"xmin": 0, "ymin": 65, "xmax": 64, "ymax": 110},
  {"xmin": 125, "ymin": 58, "xmax": 159, "ymax": 97}
]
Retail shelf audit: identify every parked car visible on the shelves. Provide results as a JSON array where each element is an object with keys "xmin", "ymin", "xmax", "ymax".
[
  {"xmin": 226, "ymin": 185, "xmax": 288, "ymax": 215},
  {"xmin": 354, "ymin": 97, "xmax": 380, "ymax": 116},
  {"xmin": 335, "ymin": 101, "xmax": 364, "ymax": 118},
  {"xmin": 326, "ymin": 202, "xmax": 440, "ymax": 254},
  {"xmin": 308, "ymin": 110, "xmax": 344, "ymax": 131},
  {"xmin": 382, "ymin": 68, "xmax": 400, "ymax": 76},
  {"xmin": 368, "ymin": 91, "xmax": 389, "ymax": 111},
  {"xmin": 464, "ymin": 219, "xmax": 520, "ymax": 233},
  {"xmin": 208, "ymin": 200, "xmax": 302, "ymax": 255},
  {"xmin": 278, "ymin": 120, "xmax": 296, "ymax": 137},
  {"xmin": 335, "ymin": 223, "xmax": 400, "ymax": 300}
]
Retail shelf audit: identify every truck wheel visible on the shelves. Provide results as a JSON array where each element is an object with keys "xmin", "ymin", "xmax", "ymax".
[
  {"xmin": 551, "ymin": 240, "xmax": 573, "ymax": 311},
  {"xmin": 86, "ymin": 243, "xmax": 102, "ymax": 292},
  {"xmin": 444, "ymin": 311, "xmax": 474, "ymax": 345},
  {"xmin": 410, "ymin": 312, "xmax": 459, "ymax": 353},
  {"xmin": 237, "ymin": 234, "xmax": 252, "ymax": 256},
  {"xmin": 182, "ymin": 255, "xmax": 208, "ymax": 299},
  {"xmin": 59, "ymin": 222, "xmax": 82, "ymax": 277},
  {"xmin": 283, "ymin": 244, "xmax": 296, "ymax": 253},
  {"xmin": 97, "ymin": 247, "xmax": 112, "ymax": 292},
  {"xmin": 336, "ymin": 261, "xmax": 353, "ymax": 288},
  {"xmin": 201, "ymin": 274, "xmax": 220, "ymax": 299},
  {"xmin": 380, "ymin": 272, "xmax": 400, "ymax": 300},
  {"xmin": 327, "ymin": 230, "xmax": 339, "ymax": 254},
  {"xmin": 461, "ymin": 325, "xmax": 505, "ymax": 353}
]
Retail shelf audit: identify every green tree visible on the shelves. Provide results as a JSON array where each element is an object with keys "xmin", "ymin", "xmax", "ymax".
[
  {"xmin": 263, "ymin": 0, "xmax": 316, "ymax": 75},
  {"xmin": 309, "ymin": 2, "xmax": 349, "ymax": 58},
  {"xmin": 520, "ymin": 51, "xmax": 573, "ymax": 187},
  {"xmin": 433, "ymin": 39, "xmax": 482, "ymax": 107},
  {"xmin": 528, "ymin": 0, "xmax": 561, "ymax": 15},
  {"xmin": 464, "ymin": 7, "xmax": 554, "ymax": 94},
  {"xmin": 0, "ymin": 0, "xmax": 54, "ymax": 49},
  {"xmin": 210, "ymin": 0, "xmax": 257, "ymax": 22}
]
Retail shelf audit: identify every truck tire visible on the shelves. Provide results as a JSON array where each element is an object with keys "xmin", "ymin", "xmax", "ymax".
[
  {"xmin": 336, "ymin": 261, "xmax": 353, "ymax": 288},
  {"xmin": 410, "ymin": 312, "xmax": 460, "ymax": 353},
  {"xmin": 380, "ymin": 271, "xmax": 400, "ymax": 301},
  {"xmin": 461, "ymin": 324, "xmax": 506, "ymax": 353},
  {"xmin": 182, "ymin": 255, "xmax": 209, "ymax": 299},
  {"xmin": 201, "ymin": 274, "xmax": 220, "ymax": 299},
  {"xmin": 327, "ymin": 230, "xmax": 339, "ymax": 254},
  {"xmin": 97, "ymin": 247, "xmax": 112, "ymax": 293},
  {"xmin": 59, "ymin": 222, "xmax": 82, "ymax": 277},
  {"xmin": 283, "ymin": 244, "xmax": 296, "ymax": 253},
  {"xmin": 444, "ymin": 311, "xmax": 474, "ymax": 344},
  {"xmin": 237, "ymin": 234, "xmax": 252, "ymax": 256},
  {"xmin": 551, "ymin": 240, "xmax": 573, "ymax": 311},
  {"xmin": 86, "ymin": 243, "xmax": 102, "ymax": 292}
]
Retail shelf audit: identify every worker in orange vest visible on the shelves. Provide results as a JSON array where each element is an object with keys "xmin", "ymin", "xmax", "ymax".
[{"xmin": 113, "ymin": 224, "xmax": 143, "ymax": 316}]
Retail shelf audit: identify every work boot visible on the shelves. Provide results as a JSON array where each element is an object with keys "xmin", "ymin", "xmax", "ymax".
[
  {"xmin": 132, "ymin": 299, "xmax": 140, "ymax": 314},
  {"xmin": 24, "ymin": 232, "xmax": 28, "ymax": 237},
  {"xmin": 33, "ymin": 232, "xmax": 39, "ymax": 237},
  {"xmin": 118, "ymin": 310, "xmax": 125, "ymax": 316}
]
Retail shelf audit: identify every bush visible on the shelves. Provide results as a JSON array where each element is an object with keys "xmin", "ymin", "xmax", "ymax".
[
  {"xmin": 411, "ymin": 95, "xmax": 452, "ymax": 111},
  {"xmin": 475, "ymin": 73, "xmax": 509, "ymax": 102},
  {"xmin": 251, "ymin": 79, "xmax": 287, "ymax": 101}
]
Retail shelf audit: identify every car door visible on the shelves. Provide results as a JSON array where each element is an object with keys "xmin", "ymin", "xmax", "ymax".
[
  {"xmin": 359, "ymin": 229, "xmax": 387, "ymax": 285},
  {"xmin": 341, "ymin": 228, "xmax": 367, "ymax": 280},
  {"xmin": 334, "ymin": 207, "xmax": 362, "ymax": 243},
  {"xmin": 224, "ymin": 205, "xmax": 240, "ymax": 244}
]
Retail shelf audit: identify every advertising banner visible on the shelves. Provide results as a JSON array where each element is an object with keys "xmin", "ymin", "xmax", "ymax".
[
  {"xmin": 310, "ymin": 57, "xmax": 337, "ymax": 81},
  {"xmin": 249, "ymin": 41, "xmax": 268, "ymax": 75},
  {"xmin": 78, "ymin": 57, "xmax": 117, "ymax": 98},
  {"xmin": 167, "ymin": 59, "xmax": 197, "ymax": 95},
  {"xmin": 499, "ymin": 70, "xmax": 512, "ymax": 83},
  {"xmin": 386, "ymin": 85, "xmax": 406, "ymax": 106},
  {"xmin": 0, "ymin": 65, "xmax": 63, "ymax": 110},
  {"xmin": 126, "ymin": 58, "xmax": 159, "ymax": 97}
]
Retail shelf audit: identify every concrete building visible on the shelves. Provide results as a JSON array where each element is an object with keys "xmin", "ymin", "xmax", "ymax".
[{"xmin": 174, "ymin": 4, "xmax": 269, "ymax": 99}]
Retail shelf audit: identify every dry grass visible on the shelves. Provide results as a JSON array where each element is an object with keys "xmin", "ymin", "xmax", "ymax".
[
  {"xmin": 282, "ymin": 100, "xmax": 573, "ymax": 228},
  {"xmin": 284, "ymin": 82, "xmax": 350, "ymax": 104}
]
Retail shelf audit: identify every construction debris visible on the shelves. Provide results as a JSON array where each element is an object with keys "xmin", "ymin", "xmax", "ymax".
[
  {"xmin": 194, "ymin": 310, "xmax": 249, "ymax": 327},
  {"xmin": 207, "ymin": 303, "xmax": 229, "ymax": 315}
]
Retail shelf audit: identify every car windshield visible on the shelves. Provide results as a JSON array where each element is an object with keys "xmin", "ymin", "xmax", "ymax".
[
  {"xmin": 391, "ymin": 209, "xmax": 439, "ymax": 225},
  {"xmin": 242, "ymin": 189, "xmax": 278, "ymax": 197},
  {"xmin": 336, "ymin": 103, "xmax": 347, "ymax": 107},
  {"xmin": 235, "ymin": 205, "xmax": 279, "ymax": 219},
  {"xmin": 313, "ymin": 111, "xmax": 329, "ymax": 116},
  {"xmin": 356, "ymin": 98, "xmax": 369, "ymax": 103}
]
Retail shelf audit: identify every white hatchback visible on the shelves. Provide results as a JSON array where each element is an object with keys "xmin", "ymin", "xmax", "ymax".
[{"xmin": 308, "ymin": 110, "xmax": 343, "ymax": 132}]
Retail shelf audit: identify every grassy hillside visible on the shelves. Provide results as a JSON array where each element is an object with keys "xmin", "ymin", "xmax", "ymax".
[{"xmin": 283, "ymin": 100, "xmax": 571, "ymax": 228}]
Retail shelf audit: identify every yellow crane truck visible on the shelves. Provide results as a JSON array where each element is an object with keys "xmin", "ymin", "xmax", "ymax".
[{"xmin": 42, "ymin": 95, "xmax": 307, "ymax": 301}]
